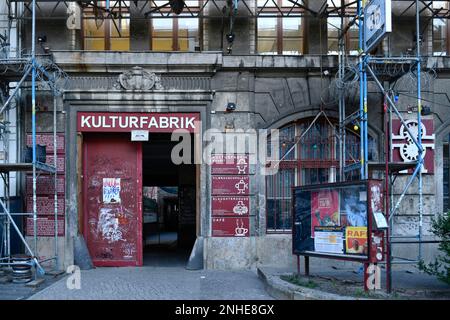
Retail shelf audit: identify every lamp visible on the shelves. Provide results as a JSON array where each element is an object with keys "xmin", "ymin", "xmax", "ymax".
[
  {"xmin": 169, "ymin": 0, "xmax": 185, "ymax": 15},
  {"xmin": 226, "ymin": 102, "xmax": 236, "ymax": 112}
]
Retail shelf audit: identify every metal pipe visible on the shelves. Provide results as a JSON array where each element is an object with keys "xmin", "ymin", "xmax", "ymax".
[
  {"xmin": 0, "ymin": 198, "xmax": 44, "ymax": 274},
  {"xmin": 53, "ymin": 84, "xmax": 58, "ymax": 269},
  {"xmin": 366, "ymin": 64, "xmax": 423, "ymax": 153},
  {"xmin": 358, "ymin": 0, "xmax": 364, "ymax": 180},
  {"xmin": 39, "ymin": 256, "xmax": 56, "ymax": 263},
  {"xmin": 0, "ymin": 212, "xmax": 34, "ymax": 215},
  {"xmin": 390, "ymin": 158, "xmax": 424, "ymax": 220},
  {"xmin": 416, "ymin": 0, "xmax": 423, "ymax": 264},
  {"xmin": 363, "ymin": 59, "xmax": 368, "ymax": 179},
  {"xmin": 31, "ymin": 0, "xmax": 39, "ymax": 278},
  {"xmin": 384, "ymin": 95, "xmax": 391, "ymax": 293},
  {"xmin": 0, "ymin": 63, "xmax": 32, "ymax": 115}
]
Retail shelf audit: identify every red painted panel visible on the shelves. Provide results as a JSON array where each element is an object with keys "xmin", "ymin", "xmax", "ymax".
[
  {"xmin": 26, "ymin": 217, "xmax": 64, "ymax": 237},
  {"xmin": 211, "ymin": 196, "xmax": 250, "ymax": 216},
  {"xmin": 26, "ymin": 196, "xmax": 65, "ymax": 215},
  {"xmin": 26, "ymin": 134, "xmax": 65, "ymax": 154},
  {"xmin": 26, "ymin": 174, "xmax": 65, "ymax": 194},
  {"xmin": 211, "ymin": 176, "xmax": 249, "ymax": 195},
  {"xmin": 45, "ymin": 155, "xmax": 65, "ymax": 172},
  {"xmin": 77, "ymin": 112, "xmax": 200, "ymax": 133},
  {"xmin": 212, "ymin": 217, "xmax": 249, "ymax": 237},
  {"xmin": 211, "ymin": 154, "xmax": 249, "ymax": 175},
  {"xmin": 83, "ymin": 134, "xmax": 142, "ymax": 267}
]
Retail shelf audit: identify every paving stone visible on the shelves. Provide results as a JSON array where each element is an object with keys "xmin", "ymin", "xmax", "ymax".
[{"xmin": 28, "ymin": 267, "xmax": 274, "ymax": 300}]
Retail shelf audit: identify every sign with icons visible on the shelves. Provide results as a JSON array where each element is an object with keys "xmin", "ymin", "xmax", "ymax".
[
  {"xmin": 211, "ymin": 153, "xmax": 251, "ymax": 237},
  {"xmin": 212, "ymin": 196, "xmax": 250, "ymax": 216},
  {"xmin": 212, "ymin": 217, "xmax": 249, "ymax": 237},
  {"xmin": 211, "ymin": 154, "xmax": 249, "ymax": 175}
]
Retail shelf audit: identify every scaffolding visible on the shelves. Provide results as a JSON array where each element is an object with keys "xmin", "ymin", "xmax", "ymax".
[
  {"xmin": 0, "ymin": 0, "xmax": 445, "ymax": 290},
  {"xmin": 0, "ymin": 0, "xmax": 67, "ymax": 280},
  {"xmin": 336, "ymin": 0, "xmax": 441, "ymax": 293}
]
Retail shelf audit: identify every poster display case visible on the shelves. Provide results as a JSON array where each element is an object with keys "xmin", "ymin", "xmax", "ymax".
[{"xmin": 292, "ymin": 180, "xmax": 386, "ymax": 263}]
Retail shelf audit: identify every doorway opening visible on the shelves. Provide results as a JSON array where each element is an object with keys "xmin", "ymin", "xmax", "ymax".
[{"xmin": 142, "ymin": 133, "xmax": 197, "ymax": 267}]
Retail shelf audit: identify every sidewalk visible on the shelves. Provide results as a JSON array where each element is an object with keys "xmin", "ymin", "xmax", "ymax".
[{"xmin": 257, "ymin": 258, "xmax": 450, "ymax": 300}]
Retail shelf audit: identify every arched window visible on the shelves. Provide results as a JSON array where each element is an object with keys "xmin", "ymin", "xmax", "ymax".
[{"xmin": 265, "ymin": 117, "xmax": 370, "ymax": 232}]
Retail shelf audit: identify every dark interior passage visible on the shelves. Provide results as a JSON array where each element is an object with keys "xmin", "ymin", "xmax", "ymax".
[{"xmin": 142, "ymin": 133, "xmax": 196, "ymax": 267}]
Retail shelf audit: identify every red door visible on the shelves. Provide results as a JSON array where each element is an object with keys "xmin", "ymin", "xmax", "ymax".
[{"xmin": 83, "ymin": 134, "xmax": 143, "ymax": 266}]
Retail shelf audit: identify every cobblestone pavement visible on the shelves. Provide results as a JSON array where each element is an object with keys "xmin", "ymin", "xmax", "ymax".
[{"xmin": 29, "ymin": 267, "xmax": 274, "ymax": 300}]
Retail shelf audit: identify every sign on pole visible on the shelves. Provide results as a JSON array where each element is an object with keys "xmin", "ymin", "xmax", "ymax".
[{"xmin": 364, "ymin": 0, "xmax": 392, "ymax": 52}]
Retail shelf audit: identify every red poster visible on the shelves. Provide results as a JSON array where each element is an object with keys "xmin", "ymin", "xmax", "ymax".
[
  {"xmin": 26, "ymin": 134, "xmax": 65, "ymax": 154},
  {"xmin": 26, "ymin": 174, "xmax": 65, "ymax": 195},
  {"xmin": 26, "ymin": 196, "xmax": 65, "ymax": 215},
  {"xmin": 26, "ymin": 217, "xmax": 64, "ymax": 237},
  {"xmin": 211, "ymin": 176, "xmax": 249, "ymax": 195},
  {"xmin": 211, "ymin": 154, "xmax": 249, "ymax": 175},
  {"xmin": 212, "ymin": 217, "xmax": 249, "ymax": 237},
  {"xmin": 311, "ymin": 190, "xmax": 340, "ymax": 237},
  {"xmin": 211, "ymin": 196, "xmax": 250, "ymax": 216},
  {"xmin": 45, "ymin": 155, "xmax": 65, "ymax": 172}
]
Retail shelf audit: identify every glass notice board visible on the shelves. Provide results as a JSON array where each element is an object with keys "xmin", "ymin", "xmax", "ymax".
[{"xmin": 292, "ymin": 180, "xmax": 384, "ymax": 260}]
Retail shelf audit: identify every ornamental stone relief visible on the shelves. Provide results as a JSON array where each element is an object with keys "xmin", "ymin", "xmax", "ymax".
[{"xmin": 114, "ymin": 66, "xmax": 163, "ymax": 91}]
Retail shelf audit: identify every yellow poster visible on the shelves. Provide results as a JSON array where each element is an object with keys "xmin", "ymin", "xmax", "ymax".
[{"xmin": 345, "ymin": 227, "xmax": 368, "ymax": 255}]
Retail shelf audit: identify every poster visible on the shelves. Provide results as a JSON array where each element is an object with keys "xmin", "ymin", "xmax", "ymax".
[
  {"xmin": 314, "ymin": 226, "xmax": 344, "ymax": 254},
  {"xmin": 103, "ymin": 178, "xmax": 121, "ymax": 204},
  {"xmin": 311, "ymin": 190, "xmax": 339, "ymax": 237},
  {"xmin": 345, "ymin": 226, "xmax": 368, "ymax": 255},
  {"xmin": 340, "ymin": 186, "xmax": 367, "ymax": 227}
]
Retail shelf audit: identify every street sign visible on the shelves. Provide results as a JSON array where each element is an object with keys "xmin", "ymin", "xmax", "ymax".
[{"xmin": 364, "ymin": 0, "xmax": 392, "ymax": 52}]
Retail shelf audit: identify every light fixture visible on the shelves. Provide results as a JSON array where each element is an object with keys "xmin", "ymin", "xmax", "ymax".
[
  {"xmin": 226, "ymin": 102, "xmax": 236, "ymax": 112},
  {"xmin": 169, "ymin": 0, "xmax": 185, "ymax": 15},
  {"xmin": 37, "ymin": 35, "xmax": 47, "ymax": 43},
  {"xmin": 421, "ymin": 105, "xmax": 432, "ymax": 116}
]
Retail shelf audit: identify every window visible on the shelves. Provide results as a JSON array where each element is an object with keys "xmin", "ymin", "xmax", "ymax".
[
  {"xmin": 149, "ymin": 1, "xmax": 200, "ymax": 51},
  {"xmin": 265, "ymin": 118, "xmax": 362, "ymax": 232},
  {"xmin": 257, "ymin": 0, "xmax": 303, "ymax": 55},
  {"xmin": 327, "ymin": 1, "xmax": 358, "ymax": 55},
  {"xmin": 83, "ymin": 1, "xmax": 130, "ymax": 51},
  {"xmin": 433, "ymin": 1, "xmax": 449, "ymax": 56}
]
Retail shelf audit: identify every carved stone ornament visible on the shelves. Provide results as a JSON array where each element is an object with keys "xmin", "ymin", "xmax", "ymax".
[{"xmin": 114, "ymin": 66, "xmax": 163, "ymax": 90}]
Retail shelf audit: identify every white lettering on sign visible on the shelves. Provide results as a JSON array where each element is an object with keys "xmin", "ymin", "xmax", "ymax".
[
  {"xmin": 78, "ymin": 114, "xmax": 198, "ymax": 132},
  {"xmin": 81, "ymin": 115, "xmax": 91, "ymax": 128}
]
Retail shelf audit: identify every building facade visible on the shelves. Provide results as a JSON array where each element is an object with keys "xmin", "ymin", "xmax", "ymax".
[{"xmin": 1, "ymin": 1, "xmax": 450, "ymax": 270}]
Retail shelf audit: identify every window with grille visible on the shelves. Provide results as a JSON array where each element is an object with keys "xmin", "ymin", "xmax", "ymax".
[{"xmin": 265, "ymin": 118, "xmax": 363, "ymax": 232}]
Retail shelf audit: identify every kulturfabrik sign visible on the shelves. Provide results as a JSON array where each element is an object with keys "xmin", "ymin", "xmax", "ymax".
[{"xmin": 77, "ymin": 112, "xmax": 200, "ymax": 133}]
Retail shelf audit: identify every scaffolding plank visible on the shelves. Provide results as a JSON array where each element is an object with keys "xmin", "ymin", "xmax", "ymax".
[
  {"xmin": 368, "ymin": 161, "xmax": 418, "ymax": 173},
  {"xmin": 0, "ymin": 162, "xmax": 56, "ymax": 173}
]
